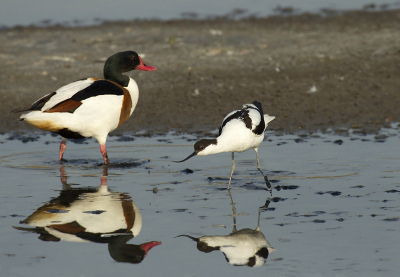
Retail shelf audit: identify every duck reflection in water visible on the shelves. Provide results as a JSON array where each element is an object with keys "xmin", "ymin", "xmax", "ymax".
[
  {"xmin": 13, "ymin": 166, "xmax": 161, "ymax": 264},
  {"xmin": 177, "ymin": 191, "xmax": 276, "ymax": 267}
]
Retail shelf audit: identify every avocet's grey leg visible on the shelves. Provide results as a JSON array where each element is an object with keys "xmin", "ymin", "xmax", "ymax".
[
  {"xmin": 254, "ymin": 148, "xmax": 271, "ymax": 188},
  {"xmin": 228, "ymin": 152, "xmax": 235, "ymax": 190},
  {"xmin": 228, "ymin": 190, "xmax": 237, "ymax": 232},
  {"xmin": 258, "ymin": 199, "xmax": 271, "ymax": 228}
]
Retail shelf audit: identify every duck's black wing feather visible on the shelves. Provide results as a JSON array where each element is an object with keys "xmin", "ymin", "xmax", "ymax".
[
  {"xmin": 70, "ymin": 80, "xmax": 124, "ymax": 101},
  {"xmin": 11, "ymin": 92, "xmax": 57, "ymax": 113}
]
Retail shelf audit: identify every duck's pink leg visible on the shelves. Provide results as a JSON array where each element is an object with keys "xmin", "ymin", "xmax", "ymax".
[
  {"xmin": 101, "ymin": 175, "xmax": 108, "ymax": 186},
  {"xmin": 59, "ymin": 139, "xmax": 67, "ymax": 163},
  {"xmin": 100, "ymin": 144, "xmax": 110, "ymax": 165},
  {"xmin": 59, "ymin": 165, "xmax": 67, "ymax": 185},
  {"xmin": 101, "ymin": 166, "xmax": 108, "ymax": 186}
]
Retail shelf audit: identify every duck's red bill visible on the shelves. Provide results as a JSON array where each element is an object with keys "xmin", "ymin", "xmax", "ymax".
[
  {"xmin": 137, "ymin": 57, "xmax": 157, "ymax": 71},
  {"xmin": 140, "ymin": 241, "xmax": 162, "ymax": 254}
]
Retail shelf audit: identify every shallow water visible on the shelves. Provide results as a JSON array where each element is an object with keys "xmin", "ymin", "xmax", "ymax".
[{"xmin": 0, "ymin": 128, "xmax": 399, "ymax": 276}]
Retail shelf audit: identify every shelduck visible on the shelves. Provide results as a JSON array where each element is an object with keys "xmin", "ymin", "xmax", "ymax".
[{"xmin": 12, "ymin": 51, "xmax": 156, "ymax": 164}]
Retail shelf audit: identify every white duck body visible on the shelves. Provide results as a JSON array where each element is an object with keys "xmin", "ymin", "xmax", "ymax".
[
  {"xmin": 12, "ymin": 51, "xmax": 156, "ymax": 164},
  {"xmin": 20, "ymin": 185, "xmax": 143, "ymax": 239},
  {"xmin": 20, "ymin": 77, "xmax": 139, "ymax": 146}
]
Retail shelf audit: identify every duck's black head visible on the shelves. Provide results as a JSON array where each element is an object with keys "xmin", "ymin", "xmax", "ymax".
[{"xmin": 104, "ymin": 51, "xmax": 156, "ymax": 86}]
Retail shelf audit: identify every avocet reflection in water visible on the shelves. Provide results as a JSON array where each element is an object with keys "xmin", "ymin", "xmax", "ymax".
[
  {"xmin": 177, "ymin": 190, "xmax": 276, "ymax": 267},
  {"xmin": 13, "ymin": 166, "xmax": 161, "ymax": 264}
]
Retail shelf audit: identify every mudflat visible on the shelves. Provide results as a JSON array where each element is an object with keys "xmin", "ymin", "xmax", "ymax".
[{"xmin": 2, "ymin": 10, "xmax": 399, "ymax": 136}]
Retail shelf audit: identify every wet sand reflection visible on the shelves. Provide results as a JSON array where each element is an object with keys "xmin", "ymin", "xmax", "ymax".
[
  {"xmin": 177, "ymin": 190, "xmax": 276, "ymax": 267},
  {"xmin": 13, "ymin": 166, "xmax": 161, "ymax": 264}
]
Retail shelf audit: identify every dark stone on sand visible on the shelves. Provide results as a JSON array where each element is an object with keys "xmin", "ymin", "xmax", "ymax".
[
  {"xmin": 275, "ymin": 185, "xmax": 299, "ymax": 191},
  {"xmin": 181, "ymin": 168, "xmax": 194, "ymax": 174}
]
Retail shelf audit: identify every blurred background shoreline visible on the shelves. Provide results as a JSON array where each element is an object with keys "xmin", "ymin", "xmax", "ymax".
[
  {"xmin": 1, "ymin": 6, "xmax": 400, "ymax": 136},
  {"xmin": 2, "ymin": 1, "xmax": 400, "ymax": 28}
]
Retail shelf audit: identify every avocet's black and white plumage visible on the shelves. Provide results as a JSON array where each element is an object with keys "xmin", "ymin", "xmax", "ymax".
[
  {"xmin": 176, "ymin": 101, "xmax": 275, "ymax": 189},
  {"xmin": 177, "ymin": 193, "xmax": 276, "ymax": 267},
  {"xmin": 12, "ymin": 51, "xmax": 156, "ymax": 164}
]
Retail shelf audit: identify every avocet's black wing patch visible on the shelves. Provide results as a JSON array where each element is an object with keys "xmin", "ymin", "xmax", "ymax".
[
  {"xmin": 251, "ymin": 101, "xmax": 265, "ymax": 135},
  {"xmin": 70, "ymin": 80, "xmax": 124, "ymax": 101},
  {"xmin": 252, "ymin": 101, "xmax": 263, "ymax": 114},
  {"xmin": 219, "ymin": 109, "xmax": 252, "ymax": 135},
  {"xmin": 241, "ymin": 110, "xmax": 252, "ymax": 130},
  {"xmin": 220, "ymin": 111, "xmax": 240, "ymax": 135}
]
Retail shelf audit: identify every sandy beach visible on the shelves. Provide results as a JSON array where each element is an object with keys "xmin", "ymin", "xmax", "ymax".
[{"xmin": 2, "ymin": 10, "xmax": 400, "ymax": 136}]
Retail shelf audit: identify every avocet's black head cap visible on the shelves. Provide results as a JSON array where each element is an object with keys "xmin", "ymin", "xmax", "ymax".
[
  {"xmin": 194, "ymin": 139, "xmax": 212, "ymax": 152},
  {"xmin": 174, "ymin": 139, "xmax": 217, "ymax": 163}
]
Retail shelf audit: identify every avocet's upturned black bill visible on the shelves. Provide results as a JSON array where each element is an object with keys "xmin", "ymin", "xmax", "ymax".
[
  {"xmin": 175, "ymin": 101, "xmax": 275, "ymax": 189},
  {"xmin": 11, "ymin": 51, "xmax": 157, "ymax": 165},
  {"xmin": 175, "ymin": 151, "xmax": 197, "ymax": 163}
]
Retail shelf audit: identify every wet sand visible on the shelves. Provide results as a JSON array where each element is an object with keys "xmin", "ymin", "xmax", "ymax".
[{"xmin": 2, "ymin": 10, "xmax": 400, "ymax": 136}]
